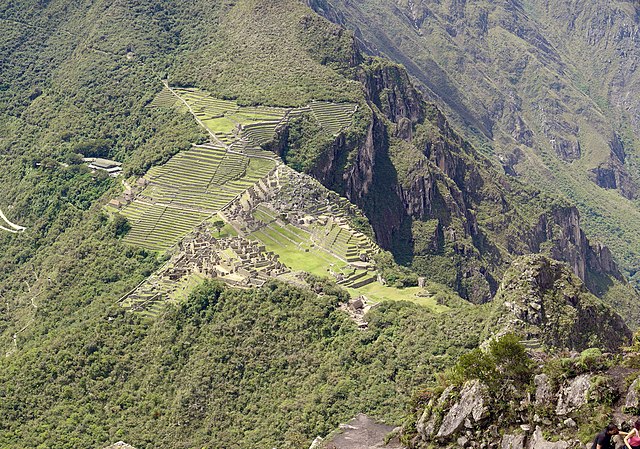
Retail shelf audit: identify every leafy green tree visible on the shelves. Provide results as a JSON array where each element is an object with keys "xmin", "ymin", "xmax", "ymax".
[
  {"xmin": 212, "ymin": 220, "xmax": 225, "ymax": 237},
  {"xmin": 110, "ymin": 214, "xmax": 131, "ymax": 237}
]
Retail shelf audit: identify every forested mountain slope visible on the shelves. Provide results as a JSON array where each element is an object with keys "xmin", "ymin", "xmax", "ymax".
[
  {"xmin": 306, "ymin": 0, "xmax": 640, "ymax": 284},
  {"xmin": 0, "ymin": 0, "xmax": 638, "ymax": 448}
]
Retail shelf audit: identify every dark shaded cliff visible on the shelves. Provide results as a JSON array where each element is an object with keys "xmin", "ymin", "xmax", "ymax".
[
  {"xmin": 280, "ymin": 51, "xmax": 630, "ymax": 306},
  {"xmin": 304, "ymin": 0, "xmax": 640, "ymax": 290}
]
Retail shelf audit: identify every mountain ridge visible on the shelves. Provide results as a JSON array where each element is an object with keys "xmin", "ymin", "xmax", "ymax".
[
  {"xmin": 306, "ymin": 0, "xmax": 640, "ymax": 284},
  {"xmin": 1, "ymin": 0, "xmax": 639, "ymax": 447}
]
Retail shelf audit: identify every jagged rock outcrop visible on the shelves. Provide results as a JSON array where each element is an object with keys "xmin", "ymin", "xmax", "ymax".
[
  {"xmin": 491, "ymin": 254, "xmax": 631, "ymax": 351},
  {"xmin": 502, "ymin": 434, "xmax": 526, "ymax": 449},
  {"xmin": 308, "ymin": 0, "xmax": 640, "ymax": 284},
  {"xmin": 416, "ymin": 382, "xmax": 491, "ymax": 442},
  {"xmin": 436, "ymin": 380, "xmax": 489, "ymax": 439},
  {"xmin": 416, "ymin": 385, "xmax": 454, "ymax": 438},
  {"xmin": 529, "ymin": 426, "xmax": 574, "ymax": 449},
  {"xmin": 625, "ymin": 377, "xmax": 640, "ymax": 413},
  {"xmin": 410, "ymin": 352, "xmax": 629, "ymax": 449},
  {"xmin": 555, "ymin": 374, "xmax": 592, "ymax": 415},
  {"xmin": 534, "ymin": 374, "xmax": 554, "ymax": 406},
  {"xmin": 527, "ymin": 205, "xmax": 623, "ymax": 290}
]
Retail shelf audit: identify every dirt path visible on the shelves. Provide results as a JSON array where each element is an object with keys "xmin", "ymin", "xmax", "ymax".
[
  {"xmin": 4, "ymin": 276, "xmax": 41, "ymax": 357},
  {"xmin": 317, "ymin": 414, "xmax": 402, "ymax": 449},
  {"xmin": 0, "ymin": 207, "xmax": 25, "ymax": 232},
  {"xmin": 162, "ymin": 81, "xmax": 228, "ymax": 148}
]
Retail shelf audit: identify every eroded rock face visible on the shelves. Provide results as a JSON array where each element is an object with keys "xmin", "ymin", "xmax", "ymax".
[
  {"xmin": 528, "ymin": 426, "xmax": 571, "ymax": 449},
  {"xmin": 416, "ymin": 385, "xmax": 455, "ymax": 439},
  {"xmin": 534, "ymin": 374, "xmax": 554, "ymax": 406},
  {"xmin": 436, "ymin": 380, "xmax": 488, "ymax": 439},
  {"xmin": 556, "ymin": 374, "xmax": 592, "ymax": 415},
  {"xmin": 624, "ymin": 377, "xmax": 640, "ymax": 412},
  {"xmin": 502, "ymin": 433, "xmax": 526, "ymax": 449}
]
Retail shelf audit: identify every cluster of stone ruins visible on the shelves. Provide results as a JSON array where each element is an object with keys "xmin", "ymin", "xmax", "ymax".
[
  {"xmin": 167, "ymin": 228, "xmax": 289, "ymax": 288},
  {"xmin": 119, "ymin": 165, "xmax": 380, "ymax": 313}
]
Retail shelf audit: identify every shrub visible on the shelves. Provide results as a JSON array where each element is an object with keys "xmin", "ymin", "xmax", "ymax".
[{"xmin": 449, "ymin": 334, "xmax": 533, "ymax": 394}]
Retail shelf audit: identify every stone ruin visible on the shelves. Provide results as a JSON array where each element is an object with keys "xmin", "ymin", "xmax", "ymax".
[
  {"xmin": 222, "ymin": 166, "xmax": 378, "ymax": 267},
  {"xmin": 339, "ymin": 295, "xmax": 373, "ymax": 329},
  {"xmin": 223, "ymin": 165, "xmax": 361, "ymax": 235},
  {"xmin": 166, "ymin": 227, "xmax": 289, "ymax": 288},
  {"xmin": 119, "ymin": 225, "xmax": 290, "ymax": 313}
]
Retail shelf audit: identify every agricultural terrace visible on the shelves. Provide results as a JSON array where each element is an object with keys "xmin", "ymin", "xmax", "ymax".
[
  {"xmin": 119, "ymin": 143, "xmax": 276, "ymax": 251},
  {"xmin": 165, "ymin": 87, "xmax": 357, "ymax": 147},
  {"xmin": 247, "ymin": 206, "xmax": 378, "ymax": 289},
  {"xmin": 171, "ymin": 87, "xmax": 288, "ymax": 148},
  {"xmin": 223, "ymin": 166, "xmax": 388, "ymax": 293},
  {"xmin": 309, "ymin": 101, "xmax": 357, "ymax": 135},
  {"xmin": 146, "ymin": 87, "xmax": 179, "ymax": 109}
]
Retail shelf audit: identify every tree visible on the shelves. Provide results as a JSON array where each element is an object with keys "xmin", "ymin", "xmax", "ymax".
[{"xmin": 212, "ymin": 220, "xmax": 225, "ymax": 237}]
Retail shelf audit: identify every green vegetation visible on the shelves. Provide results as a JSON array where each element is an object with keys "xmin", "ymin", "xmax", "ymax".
[
  {"xmin": 0, "ymin": 279, "xmax": 492, "ymax": 449},
  {"xmin": 445, "ymin": 334, "xmax": 534, "ymax": 392},
  {"xmin": 313, "ymin": 0, "xmax": 640, "ymax": 284},
  {"xmin": 2, "ymin": 0, "xmax": 638, "ymax": 447},
  {"xmin": 170, "ymin": 0, "xmax": 362, "ymax": 106}
]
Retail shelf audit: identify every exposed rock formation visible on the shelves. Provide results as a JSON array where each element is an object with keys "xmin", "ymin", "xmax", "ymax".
[
  {"xmin": 555, "ymin": 374, "xmax": 592, "ymax": 415},
  {"xmin": 436, "ymin": 380, "xmax": 488, "ymax": 439},
  {"xmin": 534, "ymin": 374, "xmax": 554, "ymax": 406},
  {"xmin": 289, "ymin": 53, "xmax": 628, "ymax": 305},
  {"xmin": 529, "ymin": 426, "xmax": 573, "ymax": 449},
  {"xmin": 625, "ymin": 377, "xmax": 640, "ymax": 413},
  {"xmin": 311, "ymin": 414, "xmax": 402, "ymax": 449},
  {"xmin": 410, "ymin": 355, "xmax": 627, "ymax": 449},
  {"xmin": 491, "ymin": 254, "xmax": 631, "ymax": 351}
]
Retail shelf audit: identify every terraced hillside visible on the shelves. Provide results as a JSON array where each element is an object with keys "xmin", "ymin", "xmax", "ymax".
[
  {"xmin": 171, "ymin": 87, "xmax": 289, "ymax": 147},
  {"xmin": 223, "ymin": 165, "xmax": 381, "ymax": 289},
  {"xmin": 309, "ymin": 101, "xmax": 358, "ymax": 135},
  {"xmin": 118, "ymin": 143, "xmax": 277, "ymax": 251},
  {"xmin": 114, "ymin": 85, "xmax": 429, "ymax": 313},
  {"xmin": 117, "ymin": 86, "xmax": 360, "ymax": 253},
  {"xmin": 146, "ymin": 87, "xmax": 179, "ymax": 109},
  {"xmin": 119, "ymin": 164, "xmax": 446, "ymax": 317},
  {"xmin": 163, "ymin": 86, "xmax": 357, "ymax": 146}
]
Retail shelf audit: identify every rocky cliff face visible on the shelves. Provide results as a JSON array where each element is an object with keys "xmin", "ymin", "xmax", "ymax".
[
  {"xmin": 528, "ymin": 206, "xmax": 623, "ymax": 290},
  {"xmin": 409, "ymin": 349, "xmax": 640, "ymax": 449},
  {"xmin": 490, "ymin": 254, "xmax": 631, "ymax": 351},
  {"xmin": 305, "ymin": 0, "xmax": 640, "ymax": 282},
  {"xmin": 286, "ymin": 53, "xmax": 628, "ymax": 305}
]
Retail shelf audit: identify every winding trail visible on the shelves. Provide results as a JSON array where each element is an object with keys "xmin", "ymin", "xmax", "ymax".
[
  {"xmin": 4, "ymin": 273, "xmax": 41, "ymax": 357},
  {"xmin": 0, "ymin": 208, "xmax": 25, "ymax": 232}
]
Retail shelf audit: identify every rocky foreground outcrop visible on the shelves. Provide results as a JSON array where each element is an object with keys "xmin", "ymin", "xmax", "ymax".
[
  {"xmin": 310, "ymin": 414, "xmax": 402, "ymax": 449},
  {"xmin": 409, "ymin": 353, "xmax": 640, "ymax": 449}
]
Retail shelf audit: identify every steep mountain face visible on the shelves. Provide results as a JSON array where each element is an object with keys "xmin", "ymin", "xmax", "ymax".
[
  {"xmin": 1, "ymin": 0, "xmax": 639, "ymax": 447},
  {"xmin": 305, "ymin": 0, "xmax": 640, "ymax": 283},
  {"xmin": 280, "ymin": 52, "xmax": 632, "ymax": 306}
]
